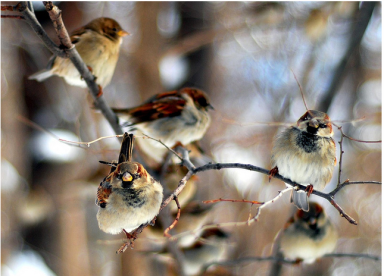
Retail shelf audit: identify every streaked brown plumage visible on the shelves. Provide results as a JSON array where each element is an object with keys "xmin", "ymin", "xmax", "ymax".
[
  {"xmin": 96, "ymin": 133, "xmax": 163, "ymax": 235},
  {"xmin": 112, "ymin": 87, "xmax": 213, "ymax": 163},
  {"xmin": 29, "ymin": 17, "xmax": 128, "ymax": 89}
]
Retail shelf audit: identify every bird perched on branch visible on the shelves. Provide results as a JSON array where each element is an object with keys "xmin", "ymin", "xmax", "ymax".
[
  {"xmin": 152, "ymin": 228, "xmax": 230, "ymax": 276},
  {"xmin": 112, "ymin": 87, "xmax": 213, "ymax": 163},
  {"xmin": 271, "ymin": 110, "xmax": 336, "ymax": 211},
  {"xmin": 276, "ymin": 202, "xmax": 338, "ymax": 264},
  {"xmin": 96, "ymin": 133, "xmax": 163, "ymax": 243},
  {"xmin": 29, "ymin": 17, "xmax": 128, "ymax": 95}
]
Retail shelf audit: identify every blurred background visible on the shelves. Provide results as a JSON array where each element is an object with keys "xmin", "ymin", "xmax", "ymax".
[{"xmin": 1, "ymin": 1, "xmax": 381, "ymax": 276}]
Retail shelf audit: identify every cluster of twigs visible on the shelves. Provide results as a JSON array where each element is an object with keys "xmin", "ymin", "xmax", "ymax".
[{"xmin": 3, "ymin": 1, "xmax": 381, "ymax": 272}]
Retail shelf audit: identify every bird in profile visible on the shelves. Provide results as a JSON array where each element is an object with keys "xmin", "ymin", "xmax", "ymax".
[
  {"xmin": 112, "ymin": 87, "xmax": 213, "ymax": 163},
  {"xmin": 29, "ymin": 17, "xmax": 128, "ymax": 96}
]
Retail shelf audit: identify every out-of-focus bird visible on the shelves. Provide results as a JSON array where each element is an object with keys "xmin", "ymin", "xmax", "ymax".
[
  {"xmin": 153, "ymin": 228, "xmax": 230, "ymax": 276},
  {"xmin": 276, "ymin": 202, "xmax": 338, "ymax": 264}
]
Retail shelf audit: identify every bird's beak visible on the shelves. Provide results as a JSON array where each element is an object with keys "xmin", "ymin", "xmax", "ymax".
[
  {"xmin": 207, "ymin": 104, "xmax": 214, "ymax": 110},
  {"xmin": 309, "ymin": 217, "xmax": 317, "ymax": 226},
  {"xmin": 308, "ymin": 119, "xmax": 319, "ymax": 128},
  {"xmin": 118, "ymin": 30, "xmax": 130, "ymax": 37}
]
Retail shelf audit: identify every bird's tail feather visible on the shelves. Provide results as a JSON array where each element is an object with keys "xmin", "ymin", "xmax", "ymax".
[
  {"xmin": 290, "ymin": 190, "xmax": 309, "ymax": 211},
  {"xmin": 28, "ymin": 69, "xmax": 53, "ymax": 82}
]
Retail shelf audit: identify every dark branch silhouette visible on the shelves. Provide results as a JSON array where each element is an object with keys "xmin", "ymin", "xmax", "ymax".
[{"xmin": 319, "ymin": 2, "xmax": 377, "ymax": 111}]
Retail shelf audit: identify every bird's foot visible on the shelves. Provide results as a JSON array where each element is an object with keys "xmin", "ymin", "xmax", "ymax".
[{"xmin": 269, "ymin": 166, "xmax": 279, "ymax": 182}]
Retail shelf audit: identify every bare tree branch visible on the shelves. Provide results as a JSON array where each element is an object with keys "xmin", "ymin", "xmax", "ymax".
[
  {"xmin": 318, "ymin": 2, "xmax": 377, "ymax": 111},
  {"xmin": 53, "ymin": 132, "xmax": 381, "ymax": 232},
  {"xmin": 329, "ymin": 180, "xmax": 380, "ymax": 197},
  {"xmin": 56, "ymin": 133, "xmax": 380, "ymax": 229},
  {"xmin": 5, "ymin": 2, "xmax": 66, "ymax": 57},
  {"xmin": 333, "ymin": 122, "xmax": 382, "ymax": 186},
  {"xmin": 11, "ymin": 1, "xmax": 124, "ymax": 139},
  {"xmin": 203, "ymin": 198, "xmax": 264, "ymax": 205},
  {"xmin": 192, "ymin": 162, "xmax": 380, "ymax": 224},
  {"xmin": 200, "ymin": 252, "xmax": 381, "ymax": 274},
  {"xmin": 1, "ymin": 14, "xmax": 25, "ymax": 19},
  {"xmin": 164, "ymin": 196, "xmax": 181, "ymax": 238},
  {"xmin": 43, "ymin": 1, "xmax": 72, "ymax": 48},
  {"xmin": 336, "ymin": 124, "xmax": 345, "ymax": 186},
  {"xmin": 324, "ymin": 253, "xmax": 381, "ymax": 261}
]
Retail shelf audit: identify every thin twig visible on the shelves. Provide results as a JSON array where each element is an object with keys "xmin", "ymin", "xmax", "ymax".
[
  {"xmin": 1, "ymin": 4, "xmax": 16, "ymax": 11},
  {"xmin": 216, "ymin": 110, "xmax": 292, "ymax": 127},
  {"xmin": 150, "ymin": 131, "xmax": 381, "ymax": 225},
  {"xmin": 59, "ymin": 135, "xmax": 123, "ymax": 147},
  {"xmin": 1, "ymin": 15, "xmax": 24, "ymax": 19},
  {"xmin": 142, "ymin": 134, "xmax": 183, "ymax": 162},
  {"xmin": 193, "ymin": 162, "xmax": 380, "ymax": 225},
  {"xmin": 332, "ymin": 116, "xmax": 368, "ymax": 124},
  {"xmin": 200, "ymin": 252, "xmax": 381, "ymax": 273},
  {"xmin": 49, "ymin": 128, "xmax": 382, "ymax": 226},
  {"xmin": 290, "ymin": 69, "xmax": 309, "ymax": 111},
  {"xmin": 203, "ymin": 198, "xmax": 264, "ymax": 205},
  {"xmin": 167, "ymin": 187, "xmax": 292, "ymax": 243},
  {"xmin": 201, "ymin": 256, "xmax": 296, "ymax": 273},
  {"xmin": 164, "ymin": 196, "xmax": 181, "ymax": 238},
  {"xmin": 160, "ymin": 170, "xmax": 195, "ymax": 212},
  {"xmin": 334, "ymin": 122, "xmax": 381, "ymax": 143},
  {"xmin": 341, "ymin": 132, "xmax": 381, "ymax": 143},
  {"xmin": 329, "ymin": 180, "xmax": 381, "ymax": 197},
  {"xmin": 175, "ymin": 146, "xmax": 195, "ymax": 171},
  {"xmin": 324, "ymin": 253, "xmax": 381, "ymax": 261},
  {"xmin": 250, "ymin": 187, "xmax": 292, "ymax": 224},
  {"xmin": 158, "ymin": 198, "xmax": 186, "ymax": 276},
  {"xmin": 333, "ymin": 122, "xmax": 382, "ymax": 186},
  {"xmin": 116, "ymin": 221, "xmax": 152, "ymax": 253},
  {"xmin": 336, "ymin": 124, "xmax": 345, "ymax": 186}
]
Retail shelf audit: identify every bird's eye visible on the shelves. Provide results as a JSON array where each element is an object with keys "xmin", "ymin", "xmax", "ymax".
[
  {"xmin": 319, "ymin": 123, "xmax": 327, "ymax": 128},
  {"xmin": 112, "ymin": 28, "xmax": 118, "ymax": 32},
  {"xmin": 122, "ymin": 172, "xmax": 133, "ymax": 182}
]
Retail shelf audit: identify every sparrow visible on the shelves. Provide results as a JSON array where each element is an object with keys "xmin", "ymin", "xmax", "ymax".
[
  {"xmin": 153, "ymin": 228, "xmax": 230, "ymax": 276},
  {"xmin": 271, "ymin": 110, "xmax": 336, "ymax": 211},
  {"xmin": 112, "ymin": 87, "xmax": 213, "ymax": 163},
  {"xmin": 96, "ymin": 133, "xmax": 163, "ymax": 240},
  {"xmin": 145, "ymin": 200, "xmax": 212, "ymax": 248},
  {"xmin": 277, "ymin": 202, "xmax": 338, "ymax": 264},
  {"xmin": 29, "ymin": 17, "xmax": 128, "ymax": 91}
]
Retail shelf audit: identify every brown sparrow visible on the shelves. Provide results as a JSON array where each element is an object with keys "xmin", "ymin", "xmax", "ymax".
[
  {"xmin": 277, "ymin": 202, "xmax": 338, "ymax": 264},
  {"xmin": 112, "ymin": 87, "xmax": 213, "ymax": 163},
  {"xmin": 29, "ymin": 17, "xmax": 128, "ymax": 90},
  {"xmin": 96, "ymin": 133, "xmax": 163, "ymax": 238},
  {"xmin": 154, "ymin": 228, "xmax": 230, "ymax": 276},
  {"xmin": 271, "ymin": 110, "xmax": 336, "ymax": 211}
]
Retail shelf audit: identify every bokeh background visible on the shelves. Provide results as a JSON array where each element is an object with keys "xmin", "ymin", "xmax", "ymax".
[{"xmin": 1, "ymin": 2, "xmax": 382, "ymax": 276}]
